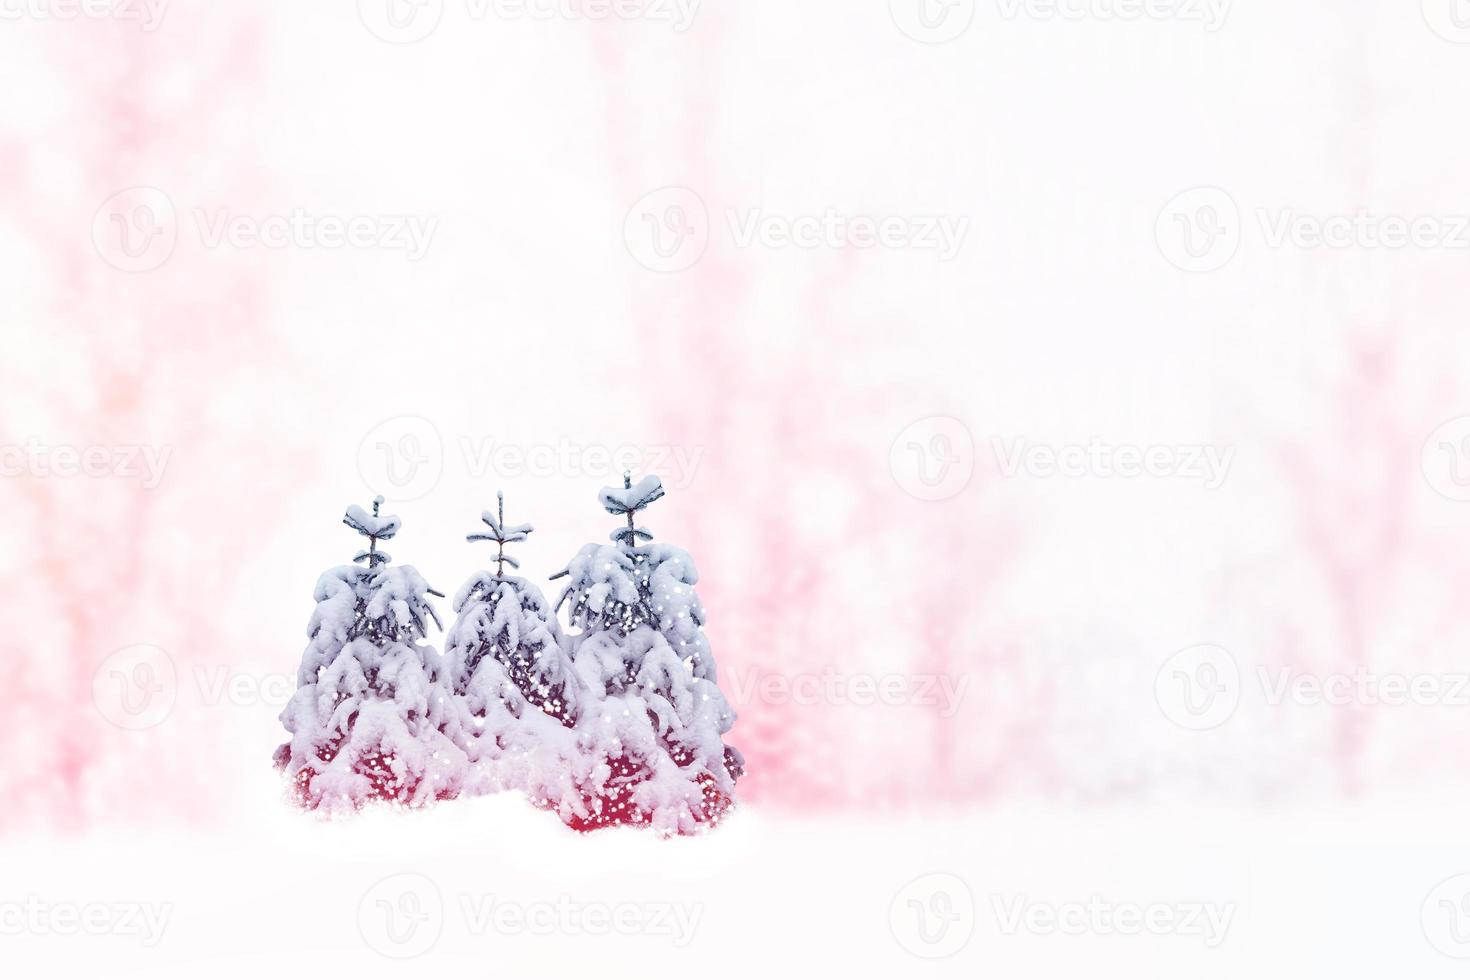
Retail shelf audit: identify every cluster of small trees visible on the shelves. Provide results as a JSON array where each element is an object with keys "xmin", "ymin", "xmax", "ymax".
[{"xmin": 272, "ymin": 476, "xmax": 743, "ymax": 836}]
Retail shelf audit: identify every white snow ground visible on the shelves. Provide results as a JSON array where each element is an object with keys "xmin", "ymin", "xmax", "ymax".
[{"xmin": 4, "ymin": 793, "xmax": 1470, "ymax": 978}]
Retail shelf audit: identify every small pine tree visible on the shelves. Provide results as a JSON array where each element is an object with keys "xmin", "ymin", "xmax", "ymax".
[
  {"xmin": 444, "ymin": 492, "xmax": 581, "ymax": 756},
  {"xmin": 550, "ymin": 475, "xmax": 743, "ymax": 834},
  {"xmin": 274, "ymin": 498, "xmax": 466, "ymax": 813}
]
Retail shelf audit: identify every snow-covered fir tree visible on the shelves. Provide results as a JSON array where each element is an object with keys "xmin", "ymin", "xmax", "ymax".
[
  {"xmin": 549, "ymin": 474, "xmax": 743, "ymax": 834},
  {"xmin": 274, "ymin": 497, "xmax": 466, "ymax": 813},
  {"xmin": 444, "ymin": 492, "xmax": 584, "ymax": 789}
]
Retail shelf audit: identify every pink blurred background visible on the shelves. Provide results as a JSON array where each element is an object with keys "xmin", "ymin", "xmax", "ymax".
[{"xmin": 5, "ymin": 0, "xmax": 1470, "ymax": 838}]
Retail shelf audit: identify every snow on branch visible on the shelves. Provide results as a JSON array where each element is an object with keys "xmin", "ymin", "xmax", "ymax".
[
  {"xmin": 344, "ymin": 496, "xmax": 400, "ymax": 539},
  {"xmin": 344, "ymin": 496, "xmax": 398, "ymax": 569},
  {"xmin": 468, "ymin": 491, "xmax": 533, "ymax": 579},
  {"xmin": 595, "ymin": 473, "xmax": 665, "ymax": 553},
  {"xmin": 599, "ymin": 474, "xmax": 664, "ymax": 516},
  {"xmin": 611, "ymin": 525, "xmax": 654, "ymax": 545}
]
